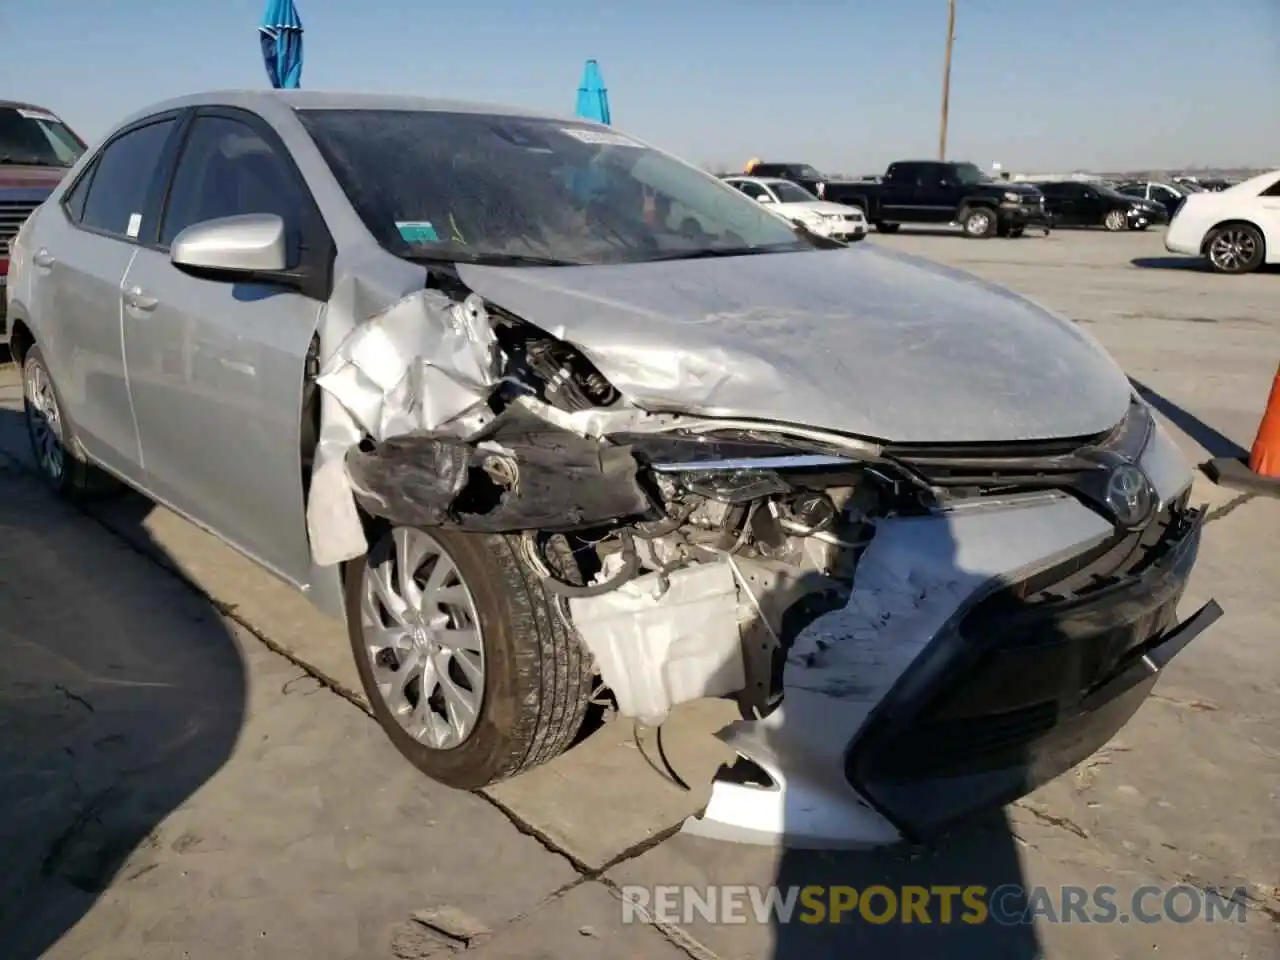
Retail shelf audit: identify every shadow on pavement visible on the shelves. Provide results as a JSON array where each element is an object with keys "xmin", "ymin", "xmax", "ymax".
[
  {"xmin": 1130, "ymin": 256, "xmax": 1209, "ymax": 271},
  {"xmin": 1130, "ymin": 378, "xmax": 1248, "ymax": 460},
  {"xmin": 1131, "ymin": 256, "xmax": 1278, "ymax": 274},
  {"xmin": 0, "ymin": 407, "xmax": 247, "ymax": 960},
  {"xmin": 771, "ymin": 815, "xmax": 1040, "ymax": 957}
]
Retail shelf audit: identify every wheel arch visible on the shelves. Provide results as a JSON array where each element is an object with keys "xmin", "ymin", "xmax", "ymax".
[
  {"xmin": 6, "ymin": 315, "xmax": 35, "ymax": 366},
  {"xmin": 1200, "ymin": 218, "xmax": 1269, "ymax": 259}
]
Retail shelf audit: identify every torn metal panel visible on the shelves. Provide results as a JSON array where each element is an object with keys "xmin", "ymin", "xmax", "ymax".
[
  {"xmin": 316, "ymin": 289, "xmax": 500, "ymax": 439},
  {"xmin": 568, "ymin": 560, "xmax": 746, "ymax": 726},
  {"xmin": 455, "ymin": 245, "xmax": 1133, "ymax": 445},
  {"xmin": 305, "ymin": 281, "xmax": 503, "ymax": 565},
  {"xmin": 344, "ymin": 431, "xmax": 657, "ymax": 533}
]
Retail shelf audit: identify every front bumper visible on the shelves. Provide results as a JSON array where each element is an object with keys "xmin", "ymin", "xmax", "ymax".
[
  {"xmin": 998, "ymin": 202, "xmax": 1053, "ymax": 228},
  {"xmin": 1128, "ymin": 206, "xmax": 1170, "ymax": 228},
  {"xmin": 848, "ymin": 500, "xmax": 1215, "ymax": 841},
  {"xmin": 813, "ymin": 218, "xmax": 867, "ymax": 241},
  {"xmin": 683, "ymin": 426, "xmax": 1220, "ymax": 848}
]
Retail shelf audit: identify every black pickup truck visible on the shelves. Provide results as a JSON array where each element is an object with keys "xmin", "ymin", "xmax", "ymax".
[{"xmin": 752, "ymin": 160, "xmax": 1050, "ymax": 238}]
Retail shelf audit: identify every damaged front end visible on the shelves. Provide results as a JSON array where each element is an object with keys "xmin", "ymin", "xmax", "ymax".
[{"xmin": 309, "ymin": 274, "xmax": 1220, "ymax": 849}]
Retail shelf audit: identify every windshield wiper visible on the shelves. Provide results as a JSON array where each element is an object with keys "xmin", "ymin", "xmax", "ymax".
[
  {"xmin": 638, "ymin": 242, "xmax": 810, "ymax": 263},
  {"xmin": 403, "ymin": 251, "xmax": 582, "ymax": 267}
]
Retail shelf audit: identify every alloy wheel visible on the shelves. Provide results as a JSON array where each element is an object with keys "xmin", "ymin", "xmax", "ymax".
[
  {"xmin": 1208, "ymin": 228, "xmax": 1259, "ymax": 273},
  {"xmin": 1104, "ymin": 210, "xmax": 1126, "ymax": 231},
  {"xmin": 360, "ymin": 527, "xmax": 486, "ymax": 750},
  {"xmin": 25, "ymin": 360, "xmax": 66, "ymax": 485}
]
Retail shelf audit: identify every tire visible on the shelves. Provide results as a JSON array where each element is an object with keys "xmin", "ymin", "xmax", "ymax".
[
  {"xmin": 1205, "ymin": 223, "xmax": 1265, "ymax": 275},
  {"xmin": 875, "ymin": 222, "xmax": 900, "ymax": 234},
  {"xmin": 1103, "ymin": 209, "xmax": 1127, "ymax": 232},
  {"xmin": 22, "ymin": 345, "xmax": 119, "ymax": 500},
  {"xmin": 345, "ymin": 525, "xmax": 594, "ymax": 790},
  {"xmin": 960, "ymin": 206, "xmax": 997, "ymax": 238}
]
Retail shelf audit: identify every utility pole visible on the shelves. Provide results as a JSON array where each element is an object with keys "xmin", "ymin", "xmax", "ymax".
[{"xmin": 939, "ymin": 0, "xmax": 956, "ymax": 160}]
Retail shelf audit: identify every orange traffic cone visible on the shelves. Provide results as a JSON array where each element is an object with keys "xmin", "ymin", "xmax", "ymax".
[{"xmin": 1204, "ymin": 362, "xmax": 1280, "ymax": 497}]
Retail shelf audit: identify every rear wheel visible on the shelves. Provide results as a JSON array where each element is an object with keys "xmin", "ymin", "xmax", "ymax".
[
  {"xmin": 960, "ymin": 206, "xmax": 997, "ymax": 238},
  {"xmin": 1103, "ymin": 209, "xmax": 1127, "ymax": 232},
  {"xmin": 346, "ymin": 526, "xmax": 594, "ymax": 790},
  {"xmin": 1205, "ymin": 223, "xmax": 1265, "ymax": 274},
  {"xmin": 22, "ymin": 345, "xmax": 119, "ymax": 500}
]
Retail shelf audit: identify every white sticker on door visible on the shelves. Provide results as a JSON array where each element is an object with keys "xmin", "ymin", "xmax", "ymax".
[{"xmin": 126, "ymin": 213, "xmax": 142, "ymax": 239}]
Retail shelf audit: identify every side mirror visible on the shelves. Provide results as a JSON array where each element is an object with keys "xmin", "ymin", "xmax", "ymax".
[
  {"xmin": 171, "ymin": 213, "xmax": 288, "ymax": 275},
  {"xmin": 755, "ymin": 194, "xmax": 774, "ymax": 204}
]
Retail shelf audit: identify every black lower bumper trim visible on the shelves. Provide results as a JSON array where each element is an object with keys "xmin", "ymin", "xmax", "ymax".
[{"xmin": 845, "ymin": 506, "xmax": 1218, "ymax": 842}]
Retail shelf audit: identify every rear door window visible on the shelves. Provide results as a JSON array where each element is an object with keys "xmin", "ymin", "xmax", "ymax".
[{"xmin": 79, "ymin": 119, "xmax": 177, "ymax": 240}]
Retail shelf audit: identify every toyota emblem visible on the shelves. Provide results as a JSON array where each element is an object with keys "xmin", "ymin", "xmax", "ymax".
[{"xmin": 1104, "ymin": 462, "xmax": 1155, "ymax": 529}]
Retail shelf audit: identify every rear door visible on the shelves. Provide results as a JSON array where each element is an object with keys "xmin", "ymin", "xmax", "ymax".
[
  {"xmin": 913, "ymin": 163, "xmax": 959, "ymax": 223},
  {"xmin": 27, "ymin": 114, "xmax": 183, "ymax": 481},
  {"xmin": 119, "ymin": 108, "xmax": 330, "ymax": 584},
  {"xmin": 880, "ymin": 163, "xmax": 922, "ymax": 219}
]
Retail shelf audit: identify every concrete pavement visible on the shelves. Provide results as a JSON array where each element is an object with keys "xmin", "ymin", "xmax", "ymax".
[{"xmin": 1, "ymin": 228, "xmax": 1277, "ymax": 958}]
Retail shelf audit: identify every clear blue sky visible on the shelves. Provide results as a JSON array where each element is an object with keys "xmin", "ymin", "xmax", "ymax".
[{"xmin": 6, "ymin": 0, "xmax": 1278, "ymax": 172}]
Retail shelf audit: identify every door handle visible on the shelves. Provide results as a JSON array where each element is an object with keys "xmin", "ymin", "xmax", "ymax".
[
  {"xmin": 125, "ymin": 286, "xmax": 158, "ymax": 311},
  {"xmin": 33, "ymin": 248, "xmax": 56, "ymax": 269}
]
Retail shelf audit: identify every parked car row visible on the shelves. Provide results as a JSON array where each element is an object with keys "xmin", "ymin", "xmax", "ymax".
[{"xmin": 5, "ymin": 90, "xmax": 1224, "ymax": 848}]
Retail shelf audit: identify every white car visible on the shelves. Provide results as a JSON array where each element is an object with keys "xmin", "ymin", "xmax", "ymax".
[
  {"xmin": 722, "ymin": 175, "xmax": 867, "ymax": 241},
  {"xmin": 1163, "ymin": 169, "xmax": 1280, "ymax": 274}
]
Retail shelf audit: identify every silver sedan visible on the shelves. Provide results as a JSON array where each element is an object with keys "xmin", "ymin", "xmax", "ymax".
[{"xmin": 4, "ymin": 91, "xmax": 1222, "ymax": 848}]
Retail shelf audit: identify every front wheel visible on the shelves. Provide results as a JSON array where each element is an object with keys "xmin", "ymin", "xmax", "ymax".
[
  {"xmin": 1103, "ymin": 209, "xmax": 1127, "ymax": 232},
  {"xmin": 1205, "ymin": 223, "xmax": 1265, "ymax": 274},
  {"xmin": 960, "ymin": 207, "xmax": 997, "ymax": 238},
  {"xmin": 346, "ymin": 526, "xmax": 594, "ymax": 790}
]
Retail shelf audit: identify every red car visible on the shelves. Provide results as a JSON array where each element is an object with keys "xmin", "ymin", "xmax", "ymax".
[{"xmin": 1, "ymin": 100, "xmax": 86, "ymax": 336}]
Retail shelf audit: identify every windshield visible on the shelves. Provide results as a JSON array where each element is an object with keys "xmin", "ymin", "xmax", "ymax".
[
  {"xmin": 0, "ymin": 106, "xmax": 85, "ymax": 167},
  {"xmin": 953, "ymin": 162, "xmax": 991, "ymax": 185},
  {"xmin": 299, "ymin": 109, "xmax": 811, "ymax": 265},
  {"xmin": 767, "ymin": 180, "xmax": 817, "ymax": 203}
]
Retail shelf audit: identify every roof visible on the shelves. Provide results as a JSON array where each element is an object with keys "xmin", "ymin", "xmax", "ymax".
[
  {"xmin": 0, "ymin": 99, "xmax": 62, "ymax": 114},
  {"xmin": 114, "ymin": 89, "xmax": 582, "ymax": 130}
]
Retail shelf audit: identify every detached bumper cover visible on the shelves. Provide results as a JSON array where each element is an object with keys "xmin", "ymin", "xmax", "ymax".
[{"xmin": 848, "ymin": 502, "xmax": 1215, "ymax": 841}]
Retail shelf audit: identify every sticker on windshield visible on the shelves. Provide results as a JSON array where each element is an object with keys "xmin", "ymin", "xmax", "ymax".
[
  {"xmin": 560, "ymin": 128, "xmax": 640, "ymax": 148},
  {"xmin": 126, "ymin": 213, "xmax": 142, "ymax": 239},
  {"xmin": 396, "ymin": 221, "xmax": 440, "ymax": 244},
  {"xmin": 17, "ymin": 108, "xmax": 60, "ymax": 123}
]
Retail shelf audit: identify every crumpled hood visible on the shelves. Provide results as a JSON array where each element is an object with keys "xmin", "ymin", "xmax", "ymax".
[{"xmin": 457, "ymin": 245, "xmax": 1132, "ymax": 444}]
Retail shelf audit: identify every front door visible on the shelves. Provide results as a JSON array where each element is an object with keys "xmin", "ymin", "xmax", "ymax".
[
  {"xmin": 120, "ymin": 110, "xmax": 325, "ymax": 585},
  {"xmin": 31, "ymin": 116, "xmax": 180, "ymax": 480}
]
